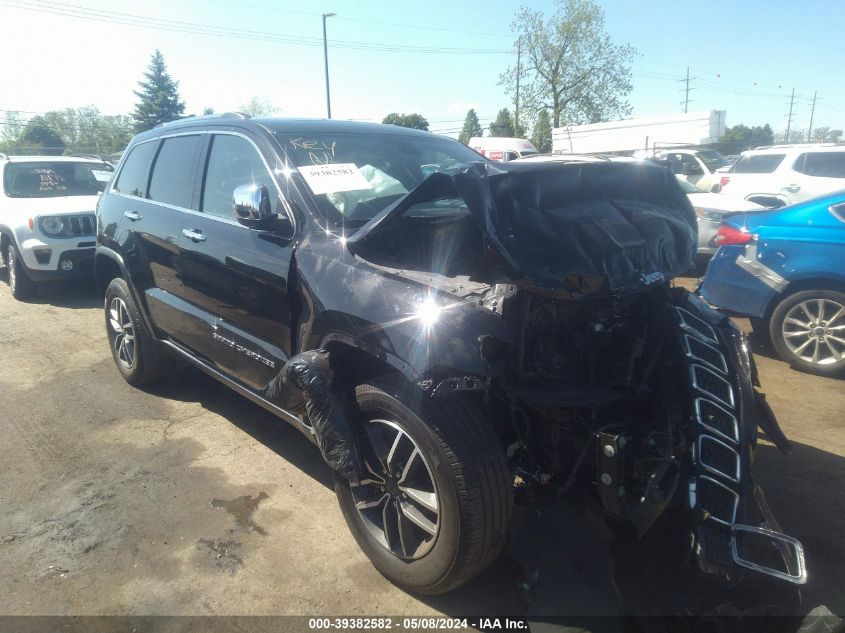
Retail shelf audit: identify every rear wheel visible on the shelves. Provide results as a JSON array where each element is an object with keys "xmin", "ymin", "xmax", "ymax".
[
  {"xmin": 770, "ymin": 290, "xmax": 845, "ymax": 376},
  {"xmin": 5, "ymin": 243, "xmax": 36, "ymax": 301},
  {"xmin": 104, "ymin": 277, "xmax": 170, "ymax": 386},
  {"xmin": 335, "ymin": 376, "xmax": 512, "ymax": 594}
]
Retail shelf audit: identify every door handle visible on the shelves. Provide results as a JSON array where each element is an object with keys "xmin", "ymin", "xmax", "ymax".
[
  {"xmin": 123, "ymin": 210, "xmax": 142, "ymax": 221},
  {"xmin": 784, "ymin": 184, "xmax": 801, "ymax": 193},
  {"xmin": 182, "ymin": 228, "xmax": 207, "ymax": 242}
]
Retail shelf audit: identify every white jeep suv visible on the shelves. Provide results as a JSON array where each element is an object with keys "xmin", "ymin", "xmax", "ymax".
[
  {"xmin": 0, "ymin": 154, "xmax": 113, "ymax": 299},
  {"xmin": 719, "ymin": 144, "xmax": 845, "ymax": 208}
]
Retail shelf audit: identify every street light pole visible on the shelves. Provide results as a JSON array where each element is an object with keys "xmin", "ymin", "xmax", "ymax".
[{"xmin": 322, "ymin": 13, "xmax": 336, "ymax": 119}]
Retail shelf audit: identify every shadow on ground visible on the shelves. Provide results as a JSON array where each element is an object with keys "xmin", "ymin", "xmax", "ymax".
[
  {"xmin": 0, "ymin": 269, "xmax": 100, "ymax": 309},
  {"xmin": 149, "ymin": 365, "xmax": 843, "ymax": 629}
]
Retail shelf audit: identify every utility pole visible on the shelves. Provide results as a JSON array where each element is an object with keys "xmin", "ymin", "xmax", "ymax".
[
  {"xmin": 679, "ymin": 66, "xmax": 696, "ymax": 114},
  {"xmin": 807, "ymin": 90, "xmax": 818, "ymax": 143},
  {"xmin": 322, "ymin": 13, "xmax": 336, "ymax": 119},
  {"xmin": 514, "ymin": 38, "xmax": 521, "ymax": 136},
  {"xmin": 785, "ymin": 87, "xmax": 796, "ymax": 143}
]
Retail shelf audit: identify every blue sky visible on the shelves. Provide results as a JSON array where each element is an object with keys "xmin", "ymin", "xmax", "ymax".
[{"xmin": 1, "ymin": 0, "xmax": 843, "ymax": 137}]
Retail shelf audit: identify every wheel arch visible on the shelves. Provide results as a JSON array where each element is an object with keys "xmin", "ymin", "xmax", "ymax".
[{"xmin": 763, "ymin": 276, "xmax": 845, "ymax": 321}]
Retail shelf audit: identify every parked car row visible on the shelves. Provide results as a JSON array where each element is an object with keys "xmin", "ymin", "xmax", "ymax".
[{"xmin": 0, "ymin": 116, "xmax": 810, "ymax": 595}]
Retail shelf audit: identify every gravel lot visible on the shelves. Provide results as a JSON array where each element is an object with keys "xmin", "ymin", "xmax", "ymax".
[{"xmin": 1, "ymin": 273, "xmax": 842, "ymax": 624}]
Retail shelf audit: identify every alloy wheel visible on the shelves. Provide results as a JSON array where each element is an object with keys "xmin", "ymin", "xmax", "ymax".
[
  {"xmin": 351, "ymin": 419, "xmax": 440, "ymax": 560},
  {"xmin": 782, "ymin": 298, "xmax": 845, "ymax": 365},
  {"xmin": 108, "ymin": 297, "xmax": 136, "ymax": 369}
]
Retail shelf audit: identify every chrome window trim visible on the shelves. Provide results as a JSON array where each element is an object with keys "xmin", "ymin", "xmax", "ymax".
[
  {"xmin": 107, "ymin": 129, "xmax": 297, "ymax": 234},
  {"xmin": 696, "ymin": 434, "xmax": 741, "ymax": 483},
  {"xmin": 694, "ymin": 397, "xmax": 740, "ymax": 444},
  {"xmin": 684, "ymin": 335, "xmax": 729, "ymax": 374},
  {"xmin": 690, "ymin": 363, "xmax": 735, "ymax": 408},
  {"xmin": 696, "ymin": 475, "xmax": 739, "ymax": 526}
]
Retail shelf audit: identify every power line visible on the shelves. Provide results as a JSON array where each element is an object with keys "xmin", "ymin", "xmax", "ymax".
[
  {"xmin": 0, "ymin": 0, "xmax": 512, "ymax": 54},
  {"xmin": 679, "ymin": 66, "xmax": 696, "ymax": 114}
]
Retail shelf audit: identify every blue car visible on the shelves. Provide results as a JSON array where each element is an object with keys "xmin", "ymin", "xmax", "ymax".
[{"xmin": 699, "ymin": 190, "xmax": 845, "ymax": 376}]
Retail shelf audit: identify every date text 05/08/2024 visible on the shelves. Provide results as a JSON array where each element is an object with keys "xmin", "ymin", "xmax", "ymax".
[{"xmin": 307, "ymin": 617, "xmax": 529, "ymax": 630}]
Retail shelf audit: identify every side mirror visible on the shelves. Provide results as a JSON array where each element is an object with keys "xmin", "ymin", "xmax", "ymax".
[{"xmin": 234, "ymin": 184, "xmax": 273, "ymax": 228}]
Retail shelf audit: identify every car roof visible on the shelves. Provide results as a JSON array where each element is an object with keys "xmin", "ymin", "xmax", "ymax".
[
  {"xmin": 515, "ymin": 153, "xmax": 637, "ymax": 163},
  {"xmin": 0, "ymin": 155, "xmax": 108, "ymax": 163},
  {"xmin": 132, "ymin": 115, "xmax": 441, "ymax": 142},
  {"xmin": 741, "ymin": 144, "xmax": 845, "ymax": 156}
]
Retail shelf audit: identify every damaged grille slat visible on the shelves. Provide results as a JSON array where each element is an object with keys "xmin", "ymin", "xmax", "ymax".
[
  {"xmin": 695, "ymin": 475, "xmax": 740, "ymax": 526},
  {"xmin": 676, "ymin": 307, "xmax": 719, "ymax": 344},
  {"xmin": 684, "ymin": 336, "xmax": 729, "ymax": 374},
  {"xmin": 695, "ymin": 398, "xmax": 739, "ymax": 444},
  {"xmin": 697, "ymin": 435, "xmax": 741, "ymax": 482}
]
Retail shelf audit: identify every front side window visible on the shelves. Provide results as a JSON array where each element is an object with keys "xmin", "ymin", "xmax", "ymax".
[
  {"xmin": 276, "ymin": 131, "xmax": 482, "ymax": 226},
  {"xmin": 113, "ymin": 141, "xmax": 157, "ymax": 198},
  {"xmin": 201, "ymin": 134, "xmax": 278, "ymax": 219},
  {"xmin": 148, "ymin": 135, "xmax": 203, "ymax": 209},
  {"xmin": 795, "ymin": 152, "xmax": 845, "ymax": 178},
  {"xmin": 731, "ymin": 154, "xmax": 785, "ymax": 174},
  {"xmin": 4, "ymin": 161, "xmax": 113, "ymax": 198}
]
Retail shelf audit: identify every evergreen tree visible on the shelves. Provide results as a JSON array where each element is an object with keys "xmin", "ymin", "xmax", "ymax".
[
  {"xmin": 458, "ymin": 109, "xmax": 483, "ymax": 145},
  {"xmin": 489, "ymin": 108, "xmax": 515, "ymax": 137},
  {"xmin": 133, "ymin": 50, "xmax": 186, "ymax": 133},
  {"xmin": 531, "ymin": 109, "xmax": 553, "ymax": 153}
]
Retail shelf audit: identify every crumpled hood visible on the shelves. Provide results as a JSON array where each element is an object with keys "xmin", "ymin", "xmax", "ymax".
[{"xmin": 349, "ymin": 160, "xmax": 697, "ymax": 297}]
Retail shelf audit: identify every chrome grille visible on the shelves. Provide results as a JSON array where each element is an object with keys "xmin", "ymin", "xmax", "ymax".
[
  {"xmin": 676, "ymin": 307, "xmax": 718, "ymax": 344},
  {"xmin": 695, "ymin": 398, "xmax": 739, "ymax": 443},
  {"xmin": 684, "ymin": 335, "xmax": 729, "ymax": 374},
  {"xmin": 691, "ymin": 364, "xmax": 735, "ymax": 408},
  {"xmin": 698, "ymin": 435, "xmax": 741, "ymax": 482},
  {"xmin": 695, "ymin": 475, "xmax": 739, "ymax": 526}
]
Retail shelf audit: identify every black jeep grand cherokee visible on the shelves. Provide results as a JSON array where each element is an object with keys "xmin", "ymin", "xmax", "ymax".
[{"xmin": 96, "ymin": 114, "xmax": 805, "ymax": 594}]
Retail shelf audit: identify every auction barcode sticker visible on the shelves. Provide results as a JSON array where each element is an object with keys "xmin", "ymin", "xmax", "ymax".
[{"xmin": 298, "ymin": 163, "xmax": 372, "ymax": 195}]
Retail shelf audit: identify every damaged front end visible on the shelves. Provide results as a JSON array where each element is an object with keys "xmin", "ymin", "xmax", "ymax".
[{"xmin": 310, "ymin": 159, "xmax": 806, "ymax": 587}]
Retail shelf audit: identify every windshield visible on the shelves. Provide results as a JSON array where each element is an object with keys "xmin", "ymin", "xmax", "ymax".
[
  {"xmin": 276, "ymin": 132, "xmax": 483, "ymax": 226},
  {"xmin": 3, "ymin": 161, "xmax": 114, "ymax": 198},
  {"xmin": 697, "ymin": 150, "xmax": 731, "ymax": 172},
  {"xmin": 676, "ymin": 177, "xmax": 705, "ymax": 194}
]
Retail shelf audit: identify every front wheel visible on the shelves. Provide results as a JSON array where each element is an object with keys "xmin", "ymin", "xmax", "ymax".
[
  {"xmin": 5, "ymin": 243, "xmax": 36, "ymax": 300},
  {"xmin": 335, "ymin": 376, "xmax": 513, "ymax": 595},
  {"xmin": 770, "ymin": 289, "xmax": 845, "ymax": 376}
]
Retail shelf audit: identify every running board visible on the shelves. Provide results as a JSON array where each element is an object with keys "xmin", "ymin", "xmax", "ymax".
[
  {"xmin": 730, "ymin": 524, "xmax": 807, "ymax": 585},
  {"xmin": 160, "ymin": 339, "xmax": 316, "ymax": 443}
]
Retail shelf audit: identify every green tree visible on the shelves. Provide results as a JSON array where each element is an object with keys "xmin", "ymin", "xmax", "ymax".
[
  {"xmin": 531, "ymin": 109, "xmax": 553, "ymax": 153},
  {"xmin": 240, "ymin": 97, "xmax": 277, "ymax": 117},
  {"xmin": 830, "ymin": 130, "xmax": 843, "ymax": 143},
  {"xmin": 717, "ymin": 124, "xmax": 774, "ymax": 154},
  {"xmin": 489, "ymin": 108, "xmax": 515, "ymax": 137},
  {"xmin": 18, "ymin": 116, "xmax": 66, "ymax": 155},
  {"xmin": 202, "ymin": 107, "xmax": 215, "ymax": 115},
  {"xmin": 500, "ymin": 0, "xmax": 635, "ymax": 128},
  {"xmin": 133, "ymin": 49, "xmax": 186, "ymax": 133},
  {"xmin": 0, "ymin": 110, "xmax": 24, "ymax": 150},
  {"xmin": 458, "ymin": 109, "xmax": 483, "ymax": 145},
  {"xmin": 382, "ymin": 113, "xmax": 429, "ymax": 131}
]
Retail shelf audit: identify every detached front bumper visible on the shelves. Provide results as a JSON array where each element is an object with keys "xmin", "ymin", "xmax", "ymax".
[{"xmin": 674, "ymin": 295, "xmax": 807, "ymax": 585}]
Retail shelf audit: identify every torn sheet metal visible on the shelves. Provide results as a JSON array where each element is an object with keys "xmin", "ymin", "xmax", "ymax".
[
  {"xmin": 262, "ymin": 349, "xmax": 362, "ymax": 483},
  {"xmin": 349, "ymin": 160, "xmax": 697, "ymax": 297}
]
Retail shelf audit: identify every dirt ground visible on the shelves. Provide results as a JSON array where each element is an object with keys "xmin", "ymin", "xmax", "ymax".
[{"xmin": 0, "ymin": 273, "xmax": 842, "ymax": 626}]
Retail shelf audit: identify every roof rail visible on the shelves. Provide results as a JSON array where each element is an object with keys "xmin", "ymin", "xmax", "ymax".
[{"xmin": 154, "ymin": 112, "xmax": 252, "ymax": 128}]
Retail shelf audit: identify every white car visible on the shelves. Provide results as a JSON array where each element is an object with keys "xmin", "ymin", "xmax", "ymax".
[
  {"xmin": 718, "ymin": 144, "xmax": 845, "ymax": 208},
  {"xmin": 0, "ymin": 154, "xmax": 113, "ymax": 299},
  {"xmin": 676, "ymin": 178, "xmax": 765, "ymax": 258},
  {"xmin": 651, "ymin": 149, "xmax": 733, "ymax": 193}
]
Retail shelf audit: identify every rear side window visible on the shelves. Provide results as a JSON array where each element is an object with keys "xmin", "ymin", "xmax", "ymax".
[
  {"xmin": 731, "ymin": 154, "xmax": 785, "ymax": 173},
  {"xmin": 200, "ymin": 134, "xmax": 277, "ymax": 219},
  {"xmin": 148, "ymin": 135, "xmax": 203, "ymax": 209},
  {"xmin": 113, "ymin": 141, "xmax": 157, "ymax": 197},
  {"xmin": 794, "ymin": 152, "xmax": 845, "ymax": 178}
]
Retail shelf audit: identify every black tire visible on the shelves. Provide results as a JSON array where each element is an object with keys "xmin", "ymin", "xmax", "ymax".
[
  {"xmin": 104, "ymin": 277, "xmax": 170, "ymax": 386},
  {"xmin": 335, "ymin": 376, "xmax": 513, "ymax": 595},
  {"xmin": 5, "ymin": 243, "xmax": 37, "ymax": 301},
  {"xmin": 769, "ymin": 289, "xmax": 845, "ymax": 377}
]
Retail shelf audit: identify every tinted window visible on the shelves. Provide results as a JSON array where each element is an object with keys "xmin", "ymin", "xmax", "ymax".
[
  {"xmin": 666, "ymin": 153, "xmax": 703, "ymax": 175},
  {"xmin": 3, "ymin": 161, "xmax": 113, "ymax": 198},
  {"xmin": 148, "ymin": 135, "xmax": 203, "ymax": 208},
  {"xmin": 201, "ymin": 134, "xmax": 278, "ymax": 219},
  {"xmin": 113, "ymin": 141, "xmax": 157, "ymax": 197},
  {"xmin": 795, "ymin": 152, "xmax": 845, "ymax": 178},
  {"xmin": 697, "ymin": 150, "xmax": 731, "ymax": 171},
  {"xmin": 731, "ymin": 154, "xmax": 785, "ymax": 173}
]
